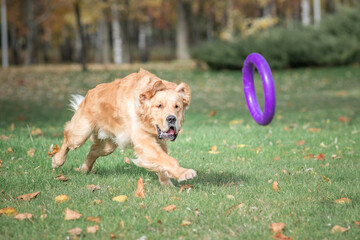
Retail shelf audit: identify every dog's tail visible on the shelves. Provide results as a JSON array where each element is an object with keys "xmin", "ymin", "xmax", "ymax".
[{"xmin": 69, "ymin": 94, "xmax": 85, "ymax": 112}]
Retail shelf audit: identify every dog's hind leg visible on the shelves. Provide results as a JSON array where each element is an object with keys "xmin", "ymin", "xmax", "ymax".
[
  {"xmin": 52, "ymin": 115, "xmax": 93, "ymax": 169},
  {"xmin": 80, "ymin": 139, "xmax": 117, "ymax": 173}
]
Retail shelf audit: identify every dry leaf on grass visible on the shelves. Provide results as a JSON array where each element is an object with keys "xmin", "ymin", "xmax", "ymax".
[
  {"xmin": 209, "ymin": 109, "xmax": 217, "ymax": 117},
  {"xmin": 334, "ymin": 198, "xmax": 352, "ymax": 204},
  {"xmin": 67, "ymin": 227, "xmax": 82, "ymax": 236},
  {"xmin": 17, "ymin": 191, "xmax": 40, "ymax": 201},
  {"xmin": 163, "ymin": 205, "xmax": 176, "ymax": 212},
  {"xmin": 331, "ymin": 225, "xmax": 350, "ymax": 234},
  {"xmin": 295, "ymin": 140, "xmax": 306, "ymax": 146},
  {"xmin": 180, "ymin": 220, "xmax": 191, "ymax": 226},
  {"xmin": 110, "ymin": 232, "xmax": 116, "ymax": 238},
  {"xmin": 27, "ymin": 148, "xmax": 35, "ymax": 157},
  {"xmin": 47, "ymin": 144, "xmax": 60, "ymax": 157},
  {"xmin": 179, "ymin": 184, "xmax": 194, "ymax": 193},
  {"xmin": 0, "ymin": 207, "xmax": 18, "ymax": 216},
  {"xmin": 112, "ymin": 195, "xmax": 127, "ymax": 202},
  {"xmin": 144, "ymin": 215, "xmax": 152, "ymax": 224},
  {"xmin": 14, "ymin": 213, "xmax": 32, "ymax": 221},
  {"xmin": 87, "ymin": 184, "xmax": 101, "ymax": 191},
  {"xmin": 55, "ymin": 195, "xmax": 69, "ymax": 203},
  {"xmin": 273, "ymin": 156, "xmax": 280, "ymax": 161},
  {"xmin": 316, "ymin": 153, "xmax": 325, "ymax": 160},
  {"xmin": 134, "ymin": 177, "xmax": 145, "ymax": 198},
  {"xmin": 354, "ymin": 221, "xmax": 360, "ymax": 226},
  {"xmin": 6, "ymin": 147, "xmax": 13, "ymax": 154},
  {"xmin": 54, "ymin": 174, "xmax": 69, "ymax": 181},
  {"xmin": 271, "ymin": 232, "xmax": 292, "ymax": 240},
  {"xmin": 308, "ymin": 128, "xmax": 321, "ymax": 133},
  {"xmin": 225, "ymin": 203, "xmax": 244, "ymax": 215},
  {"xmin": 208, "ymin": 145, "xmax": 219, "ymax": 154},
  {"xmin": 31, "ymin": 128, "xmax": 43, "ymax": 136},
  {"xmin": 64, "ymin": 208, "xmax": 82, "ymax": 220},
  {"xmin": 338, "ymin": 116, "xmax": 351, "ymax": 123},
  {"xmin": 270, "ymin": 222, "xmax": 286, "ymax": 233},
  {"xmin": 272, "ymin": 181, "xmax": 279, "ymax": 192},
  {"xmin": 0, "ymin": 159, "xmax": 3, "ymax": 168},
  {"xmin": 86, "ymin": 225, "xmax": 99, "ymax": 234},
  {"xmin": 321, "ymin": 175, "xmax": 331, "ymax": 183},
  {"xmin": 124, "ymin": 157, "xmax": 131, "ymax": 165},
  {"xmin": 86, "ymin": 216, "xmax": 101, "ymax": 223}
]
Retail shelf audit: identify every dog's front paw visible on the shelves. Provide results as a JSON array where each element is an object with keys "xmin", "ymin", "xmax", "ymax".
[{"xmin": 177, "ymin": 168, "xmax": 197, "ymax": 182}]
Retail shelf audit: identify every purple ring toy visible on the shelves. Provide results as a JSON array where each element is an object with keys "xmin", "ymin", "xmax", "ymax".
[{"xmin": 242, "ymin": 53, "xmax": 276, "ymax": 125}]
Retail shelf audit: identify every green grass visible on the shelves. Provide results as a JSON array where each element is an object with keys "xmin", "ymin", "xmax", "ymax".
[{"xmin": 1, "ymin": 65, "xmax": 359, "ymax": 239}]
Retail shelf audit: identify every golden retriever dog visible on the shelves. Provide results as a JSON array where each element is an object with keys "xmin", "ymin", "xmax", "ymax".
[{"xmin": 52, "ymin": 69, "xmax": 196, "ymax": 186}]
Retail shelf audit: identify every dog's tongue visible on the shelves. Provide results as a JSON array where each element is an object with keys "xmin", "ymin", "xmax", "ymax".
[{"xmin": 167, "ymin": 128, "xmax": 175, "ymax": 135}]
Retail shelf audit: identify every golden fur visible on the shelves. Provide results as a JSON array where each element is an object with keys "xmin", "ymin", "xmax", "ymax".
[{"xmin": 52, "ymin": 69, "xmax": 196, "ymax": 186}]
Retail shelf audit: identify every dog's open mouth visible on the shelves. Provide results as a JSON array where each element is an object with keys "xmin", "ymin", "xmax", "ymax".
[{"xmin": 156, "ymin": 125, "xmax": 178, "ymax": 141}]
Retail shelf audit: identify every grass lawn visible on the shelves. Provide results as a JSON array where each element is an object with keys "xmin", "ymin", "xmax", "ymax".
[{"xmin": 0, "ymin": 64, "xmax": 359, "ymax": 239}]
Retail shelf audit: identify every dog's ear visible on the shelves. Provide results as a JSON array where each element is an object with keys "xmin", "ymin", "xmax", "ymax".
[
  {"xmin": 176, "ymin": 82, "xmax": 191, "ymax": 107},
  {"xmin": 139, "ymin": 80, "xmax": 166, "ymax": 103}
]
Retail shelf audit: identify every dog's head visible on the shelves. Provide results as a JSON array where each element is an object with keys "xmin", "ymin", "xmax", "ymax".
[{"xmin": 138, "ymin": 74, "xmax": 191, "ymax": 141}]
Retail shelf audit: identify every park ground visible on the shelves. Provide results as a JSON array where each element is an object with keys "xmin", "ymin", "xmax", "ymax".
[{"xmin": 0, "ymin": 63, "xmax": 359, "ymax": 239}]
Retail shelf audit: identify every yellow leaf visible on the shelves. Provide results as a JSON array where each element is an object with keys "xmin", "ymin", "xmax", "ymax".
[
  {"xmin": 208, "ymin": 145, "xmax": 219, "ymax": 154},
  {"xmin": 236, "ymin": 144, "xmax": 247, "ymax": 148},
  {"xmin": 54, "ymin": 174, "xmax": 69, "ymax": 181},
  {"xmin": 144, "ymin": 215, "xmax": 152, "ymax": 224},
  {"xmin": 180, "ymin": 220, "xmax": 191, "ymax": 226},
  {"xmin": 112, "ymin": 195, "xmax": 127, "ymax": 202},
  {"xmin": 334, "ymin": 198, "xmax": 352, "ymax": 204},
  {"xmin": 163, "ymin": 204, "xmax": 176, "ymax": 212},
  {"xmin": 226, "ymin": 195, "xmax": 235, "ymax": 199},
  {"xmin": 47, "ymin": 144, "xmax": 60, "ymax": 157},
  {"xmin": 86, "ymin": 216, "xmax": 101, "ymax": 223},
  {"xmin": 331, "ymin": 225, "xmax": 350, "ymax": 234},
  {"xmin": 0, "ymin": 207, "xmax": 18, "ymax": 216},
  {"xmin": 55, "ymin": 194, "xmax": 69, "ymax": 203}
]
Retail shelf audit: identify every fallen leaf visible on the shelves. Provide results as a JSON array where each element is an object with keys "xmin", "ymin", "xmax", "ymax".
[
  {"xmin": 308, "ymin": 128, "xmax": 321, "ymax": 133},
  {"xmin": 40, "ymin": 214, "xmax": 47, "ymax": 220},
  {"xmin": 64, "ymin": 208, "xmax": 82, "ymax": 220},
  {"xmin": 304, "ymin": 153, "xmax": 315, "ymax": 159},
  {"xmin": 180, "ymin": 220, "xmax": 191, "ymax": 226},
  {"xmin": 170, "ymin": 196, "xmax": 182, "ymax": 201},
  {"xmin": 282, "ymin": 169, "xmax": 290, "ymax": 175},
  {"xmin": 179, "ymin": 184, "xmax": 193, "ymax": 193},
  {"xmin": 55, "ymin": 194, "xmax": 69, "ymax": 203},
  {"xmin": 14, "ymin": 213, "xmax": 32, "ymax": 221},
  {"xmin": 226, "ymin": 195, "xmax": 235, "ymax": 199},
  {"xmin": 17, "ymin": 191, "xmax": 40, "ymax": 201},
  {"xmin": 163, "ymin": 205, "xmax": 176, "ymax": 212},
  {"xmin": 6, "ymin": 147, "xmax": 13, "ymax": 154},
  {"xmin": 67, "ymin": 227, "xmax": 82, "ymax": 236},
  {"xmin": 271, "ymin": 232, "xmax": 292, "ymax": 240},
  {"xmin": 31, "ymin": 128, "xmax": 43, "ymax": 136},
  {"xmin": 316, "ymin": 153, "xmax": 325, "ymax": 160},
  {"xmin": 354, "ymin": 220, "xmax": 360, "ymax": 226},
  {"xmin": 54, "ymin": 174, "xmax": 69, "ymax": 181},
  {"xmin": 272, "ymin": 181, "xmax": 279, "ymax": 192},
  {"xmin": 283, "ymin": 126, "xmax": 290, "ymax": 131},
  {"xmin": 338, "ymin": 116, "xmax": 351, "ymax": 123},
  {"xmin": 0, "ymin": 135, "xmax": 9, "ymax": 140},
  {"xmin": 270, "ymin": 222, "xmax": 286, "ymax": 233},
  {"xmin": 256, "ymin": 146, "xmax": 262, "ymax": 154},
  {"xmin": 86, "ymin": 216, "xmax": 101, "ymax": 223},
  {"xmin": 124, "ymin": 157, "xmax": 131, "ymax": 164},
  {"xmin": 112, "ymin": 195, "xmax": 127, "ymax": 202},
  {"xmin": 321, "ymin": 175, "xmax": 331, "ymax": 183},
  {"xmin": 236, "ymin": 144, "xmax": 247, "ymax": 148},
  {"xmin": 27, "ymin": 148, "xmax": 35, "ymax": 157},
  {"xmin": 134, "ymin": 177, "xmax": 145, "ymax": 198},
  {"xmin": 86, "ymin": 225, "xmax": 99, "ymax": 234},
  {"xmin": 331, "ymin": 225, "xmax": 350, "ymax": 234},
  {"xmin": 91, "ymin": 199, "xmax": 102, "ymax": 205},
  {"xmin": 144, "ymin": 215, "xmax": 152, "ymax": 224},
  {"xmin": 295, "ymin": 140, "xmax": 306, "ymax": 146},
  {"xmin": 47, "ymin": 144, "xmax": 60, "ymax": 157},
  {"xmin": 74, "ymin": 167, "xmax": 80, "ymax": 172},
  {"xmin": 110, "ymin": 232, "xmax": 116, "ymax": 238},
  {"xmin": 0, "ymin": 207, "xmax": 18, "ymax": 216},
  {"xmin": 273, "ymin": 156, "xmax": 280, "ymax": 161},
  {"xmin": 334, "ymin": 198, "xmax": 352, "ymax": 204},
  {"xmin": 87, "ymin": 184, "xmax": 101, "ymax": 192},
  {"xmin": 0, "ymin": 159, "xmax": 3, "ymax": 167},
  {"xmin": 208, "ymin": 145, "xmax": 219, "ymax": 154},
  {"xmin": 209, "ymin": 109, "xmax": 217, "ymax": 117},
  {"xmin": 226, "ymin": 203, "xmax": 244, "ymax": 215}
]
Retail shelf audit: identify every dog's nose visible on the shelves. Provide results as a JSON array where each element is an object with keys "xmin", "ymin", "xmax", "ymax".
[{"xmin": 166, "ymin": 115, "xmax": 176, "ymax": 124}]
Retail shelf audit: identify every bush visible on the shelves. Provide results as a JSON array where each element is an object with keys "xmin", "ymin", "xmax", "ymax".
[{"xmin": 192, "ymin": 8, "xmax": 360, "ymax": 70}]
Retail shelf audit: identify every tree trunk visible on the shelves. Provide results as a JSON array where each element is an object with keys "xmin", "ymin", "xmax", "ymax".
[
  {"xmin": 313, "ymin": 0, "xmax": 321, "ymax": 26},
  {"xmin": 301, "ymin": 0, "xmax": 311, "ymax": 26},
  {"xmin": 176, "ymin": 0, "xmax": 190, "ymax": 60},
  {"xmin": 101, "ymin": 6, "xmax": 110, "ymax": 64},
  {"xmin": 263, "ymin": 0, "xmax": 276, "ymax": 17},
  {"xmin": 25, "ymin": 0, "xmax": 34, "ymax": 65},
  {"xmin": 111, "ymin": 4, "xmax": 123, "ymax": 64},
  {"xmin": 1, "ymin": 0, "xmax": 8, "ymax": 68},
  {"xmin": 74, "ymin": 0, "xmax": 87, "ymax": 71},
  {"xmin": 10, "ymin": 26, "xmax": 19, "ymax": 65}
]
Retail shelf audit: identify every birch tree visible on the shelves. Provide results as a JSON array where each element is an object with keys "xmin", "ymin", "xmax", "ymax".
[
  {"xmin": 111, "ymin": 3, "xmax": 123, "ymax": 64},
  {"xmin": 176, "ymin": 0, "xmax": 190, "ymax": 60},
  {"xmin": 1, "ymin": 0, "xmax": 8, "ymax": 67},
  {"xmin": 313, "ymin": 0, "xmax": 322, "ymax": 26},
  {"xmin": 301, "ymin": 0, "xmax": 311, "ymax": 26}
]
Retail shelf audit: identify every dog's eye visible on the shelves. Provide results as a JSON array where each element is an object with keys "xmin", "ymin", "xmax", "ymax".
[
  {"xmin": 175, "ymin": 105, "xmax": 179, "ymax": 109},
  {"xmin": 157, "ymin": 104, "xmax": 162, "ymax": 109}
]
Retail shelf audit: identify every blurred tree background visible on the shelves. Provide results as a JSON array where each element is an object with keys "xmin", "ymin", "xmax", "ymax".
[{"xmin": 1, "ymin": 0, "xmax": 359, "ymax": 69}]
